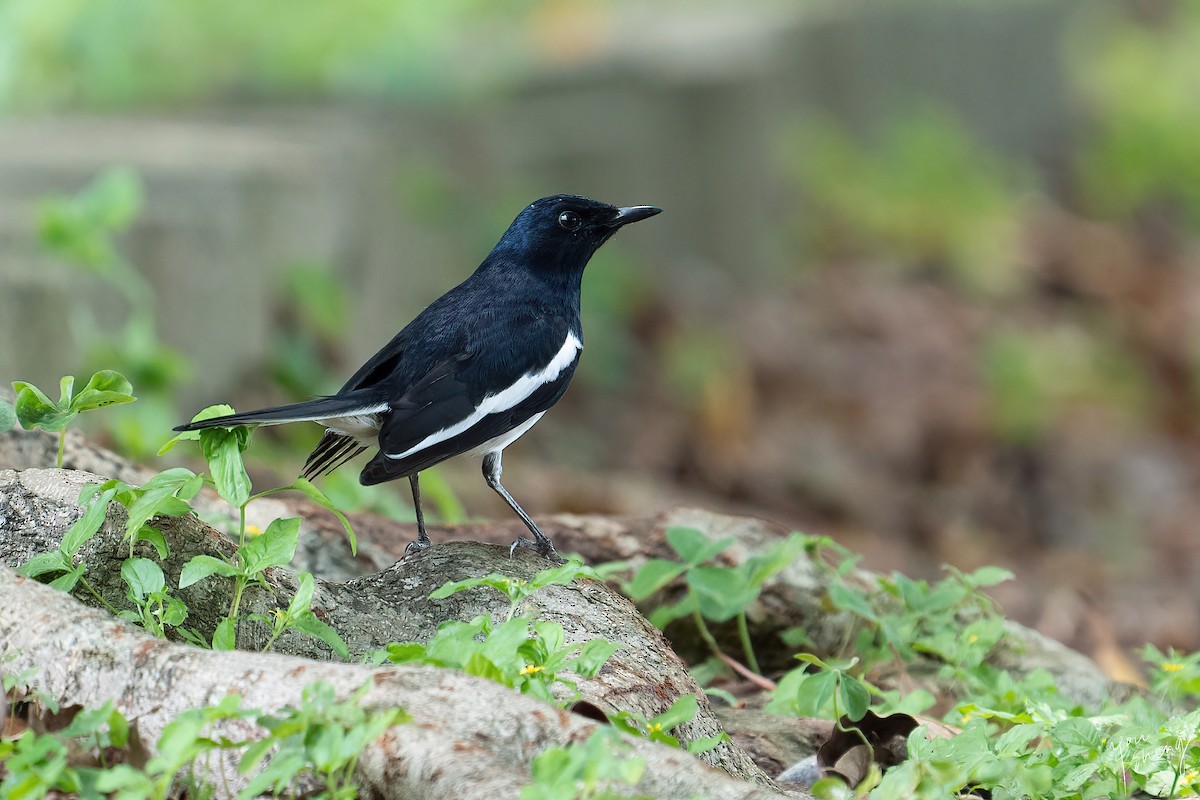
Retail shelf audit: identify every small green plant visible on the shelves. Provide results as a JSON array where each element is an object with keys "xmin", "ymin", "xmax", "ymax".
[
  {"xmin": 622, "ymin": 527, "xmax": 807, "ymax": 674},
  {"xmin": 17, "ymin": 482, "xmax": 125, "ymax": 611},
  {"xmin": 387, "ymin": 612, "xmax": 618, "ymax": 706},
  {"xmin": 157, "ymin": 403, "xmax": 353, "ymax": 653},
  {"xmin": 519, "ymin": 727, "xmax": 648, "ymax": 800},
  {"xmin": 1143, "ymin": 644, "xmax": 1200, "ymax": 706},
  {"xmin": 784, "ymin": 107, "xmax": 1032, "ymax": 299},
  {"xmin": 37, "ymin": 169, "xmax": 190, "ymax": 459},
  {"xmin": 236, "ymin": 681, "xmax": 408, "ymax": 799},
  {"xmin": 386, "ymin": 563, "xmax": 620, "ymax": 705},
  {"xmin": 248, "ymin": 572, "xmax": 348, "ymax": 659},
  {"xmin": 1, "ymin": 681, "xmax": 405, "ymax": 800},
  {"xmin": 0, "ymin": 701, "xmax": 131, "ymax": 799},
  {"xmin": 765, "ymin": 653, "xmax": 874, "ymax": 723},
  {"xmin": 118, "ymin": 557, "xmax": 194, "ymax": 641},
  {"xmin": 19, "ymin": 398, "xmax": 352, "ymax": 658},
  {"xmin": 95, "ymin": 693, "xmax": 253, "ymax": 800},
  {"xmin": 79, "ymin": 468, "xmax": 206, "ymax": 559},
  {"xmin": 774, "ymin": 551, "xmax": 1200, "ymax": 798},
  {"xmin": 179, "ymin": 516, "xmax": 301, "ymax": 649},
  {"xmin": 824, "ymin": 562, "xmax": 1014, "ymax": 696},
  {"xmin": 429, "ymin": 559, "xmax": 600, "ymax": 620},
  {"xmin": 11, "ymin": 371, "xmax": 136, "ymax": 467},
  {"xmin": 607, "ymin": 694, "xmax": 727, "ymax": 755}
]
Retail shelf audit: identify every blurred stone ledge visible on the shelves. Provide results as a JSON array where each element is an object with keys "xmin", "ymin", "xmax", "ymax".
[{"xmin": 0, "ymin": 1, "xmax": 1083, "ymax": 403}]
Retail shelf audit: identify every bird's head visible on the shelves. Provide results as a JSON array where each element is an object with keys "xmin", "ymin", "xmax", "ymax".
[{"xmin": 492, "ymin": 195, "xmax": 661, "ymax": 278}]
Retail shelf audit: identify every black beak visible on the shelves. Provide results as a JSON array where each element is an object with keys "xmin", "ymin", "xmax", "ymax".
[{"xmin": 610, "ymin": 205, "xmax": 662, "ymax": 227}]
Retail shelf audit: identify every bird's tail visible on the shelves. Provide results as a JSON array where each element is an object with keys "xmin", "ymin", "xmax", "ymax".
[{"xmin": 173, "ymin": 394, "xmax": 387, "ymax": 432}]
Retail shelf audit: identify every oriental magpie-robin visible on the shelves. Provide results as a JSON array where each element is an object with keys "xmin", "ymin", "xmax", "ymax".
[{"xmin": 175, "ymin": 195, "xmax": 661, "ymax": 560}]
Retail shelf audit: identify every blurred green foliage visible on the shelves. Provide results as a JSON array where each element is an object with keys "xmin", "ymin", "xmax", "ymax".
[
  {"xmin": 779, "ymin": 3, "xmax": 1200, "ymax": 456},
  {"xmin": 0, "ymin": 0, "xmax": 514, "ymax": 109},
  {"xmin": 6, "ymin": 0, "xmax": 1200, "ymax": 554},
  {"xmin": 1071, "ymin": 3, "xmax": 1200, "ymax": 228},
  {"xmin": 270, "ymin": 264, "xmax": 349, "ymax": 399},
  {"xmin": 980, "ymin": 326, "xmax": 1150, "ymax": 445},
  {"xmin": 36, "ymin": 169, "xmax": 189, "ymax": 458},
  {"xmin": 786, "ymin": 108, "xmax": 1033, "ymax": 299}
]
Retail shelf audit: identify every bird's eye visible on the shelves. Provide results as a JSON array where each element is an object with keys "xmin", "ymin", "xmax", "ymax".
[{"xmin": 558, "ymin": 211, "xmax": 582, "ymax": 231}]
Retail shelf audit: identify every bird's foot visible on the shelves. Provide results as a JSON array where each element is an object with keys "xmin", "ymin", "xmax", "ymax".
[
  {"xmin": 404, "ymin": 533, "xmax": 432, "ymax": 556},
  {"xmin": 508, "ymin": 536, "xmax": 563, "ymax": 563}
]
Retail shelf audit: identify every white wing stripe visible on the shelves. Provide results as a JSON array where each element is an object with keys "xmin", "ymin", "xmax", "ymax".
[
  {"xmin": 385, "ymin": 332, "xmax": 581, "ymax": 461},
  {"xmin": 245, "ymin": 402, "xmax": 390, "ymax": 426},
  {"xmin": 468, "ymin": 411, "xmax": 546, "ymax": 456}
]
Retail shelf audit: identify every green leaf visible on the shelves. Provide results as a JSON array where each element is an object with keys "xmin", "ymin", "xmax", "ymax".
[
  {"xmin": 429, "ymin": 573, "xmax": 532, "ymax": 605},
  {"xmin": 385, "ymin": 642, "xmax": 428, "ymax": 663},
  {"xmin": 0, "ymin": 398, "xmax": 15, "ymax": 432},
  {"xmin": 179, "ymin": 555, "xmax": 241, "ymax": 588},
  {"xmin": 291, "ymin": 477, "xmax": 357, "ymax": 556},
  {"xmin": 705, "ymin": 686, "xmax": 739, "ymax": 706},
  {"xmin": 212, "ymin": 617, "xmax": 237, "ymax": 650},
  {"xmin": 123, "ymin": 468, "xmax": 201, "ymax": 541},
  {"xmin": 160, "ymin": 595, "xmax": 189, "ymax": 627},
  {"xmin": 964, "ymin": 565, "xmax": 1015, "ymax": 588},
  {"xmin": 651, "ymin": 693, "xmax": 699, "ymax": 731},
  {"xmin": 568, "ymin": 640, "xmax": 622, "ymax": 678},
  {"xmin": 157, "ymin": 403, "xmax": 234, "ymax": 455},
  {"xmin": 836, "ymin": 673, "xmax": 871, "ymax": 721},
  {"xmin": 58, "ymin": 375, "xmax": 76, "ymax": 406},
  {"xmin": 18, "ymin": 551, "xmax": 71, "ymax": 579},
  {"xmin": 288, "ymin": 572, "xmax": 316, "ymax": 617},
  {"xmin": 743, "ymin": 532, "xmax": 808, "ymax": 587},
  {"xmin": 12, "ymin": 379, "xmax": 75, "ymax": 432},
  {"xmin": 688, "ymin": 566, "xmax": 759, "ymax": 622},
  {"xmin": 291, "ymin": 612, "xmax": 349, "ymax": 660},
  {"xmin": 792, "ymin": 671, "xmax": 838, "ymax": 717},
  {"xmin": 464, "ymin": 651, "xmax": 506, "ymax": 684},
  {"xmin": 686, "ymin": 733, "xmax": 729, "ymax": 754},
  {"xmin": 107, "ymin": 707, "xmax": 130, "ymax": 749},
  {"xmin": 94, "ymin": 765, "xmax": 155, "ymax": 796},
  {"xmin": 994, "ymin": 723, "xmax": 1044, "ymax": 757},
  {"xmin": 827, "ymin": 582, "xmax": 879, "ymax": 622},
  {"xmin": 200, "ymin": 426, "xmax": 252, "ymax": 508},
  {"xmin": 70, "ymin": 370, "xmax": 135, "ymax": 413},
  {"xmin": 306, "ymin": 725, "xmax": 345, "ymax": 773},
  {"xmin": 239, "ymin": 517, "xmax": 300, "ymax": 574},
  {"xmin": 48, "ymin": 563, "xmax": 86, "ymax": 592},
  {"xmin": 530, "ymin": 559, "xmax": 599, "ymax": 589},
  {"xmin": 647, "ymin": 595, "xmax": 695, "ymax": 629},
  {"xmin": 121, "ymin": 558, "xmax": 165, "ymax": 600},
  {"xmin": 84, "ymin": 168, "xmax": 143, "ymax": 230},
  {"xmin": 135, "ymin": 526, "xmax": 170, "ymax": 560},
  {"xmin": 62, "ymin": 486, "xmax": 118, "ymax": 557},
  {"xmin": 665, "ymin": 527, "xmax": 735, "ymax": 565},
  {"xmin": 1058, "ymin": 762, "xmax": 1099, "ymax": 792},
  {"xmin": 624, "ymin": 559, "xmax": 686, "ymax": 601}
]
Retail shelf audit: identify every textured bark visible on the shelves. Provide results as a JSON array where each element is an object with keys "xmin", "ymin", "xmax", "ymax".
[
  {"xmin": 0, "ymin": 567, "xmax": 796, "ymax": 799},
  {"xmin": 0, "ymin": 425, "xmax": 1123, "ymax": 711},
  {"xmin": 1, "ymin": 424, "xmax": 1128, "ymax": 794},
  {"xmin": 0, "ymin": 466, "xmax": 772, "ymax": 788}
]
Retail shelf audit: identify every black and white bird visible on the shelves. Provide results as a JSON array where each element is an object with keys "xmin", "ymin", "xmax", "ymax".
[{"xmin": 175, "ymin": 195, "xmax": 661, "ymax": 560}]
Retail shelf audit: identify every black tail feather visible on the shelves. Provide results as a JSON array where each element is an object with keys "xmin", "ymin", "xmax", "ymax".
[
  {"xmin": 303, "ymin": 431, "xmax": 368, "ymax": 480},
  {"xmin": 174, "ymin": 393, "xmax": 387, "ymax": 433}
]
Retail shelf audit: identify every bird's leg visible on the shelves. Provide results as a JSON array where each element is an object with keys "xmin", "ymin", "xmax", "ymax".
[
  {"xmin": 482, "ymin": 452, "xmax": 561, "ymax": 562},
  {"xmin": 404, "ymin": 473, "xmax": 433, "ymax": 555}
]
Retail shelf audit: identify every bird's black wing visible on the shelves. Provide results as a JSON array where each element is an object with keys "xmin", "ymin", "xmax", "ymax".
[{"xmin": 359, "ymin": 314, "xmax": 580, "ymax": 485}]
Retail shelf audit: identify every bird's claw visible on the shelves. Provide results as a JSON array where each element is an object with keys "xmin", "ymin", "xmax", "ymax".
[
  {"xmin": 508, "ymin": 536, "xmax": 563, "ymax": 563},
  {"xmin": 404, "ymin": 537, "xmax": 432, "ymax": 556}
]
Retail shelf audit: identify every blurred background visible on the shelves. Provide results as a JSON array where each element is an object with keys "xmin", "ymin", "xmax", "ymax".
[{"xmin": 1, "ymin": 0, "xmax": 1198, "ymax": 668}]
